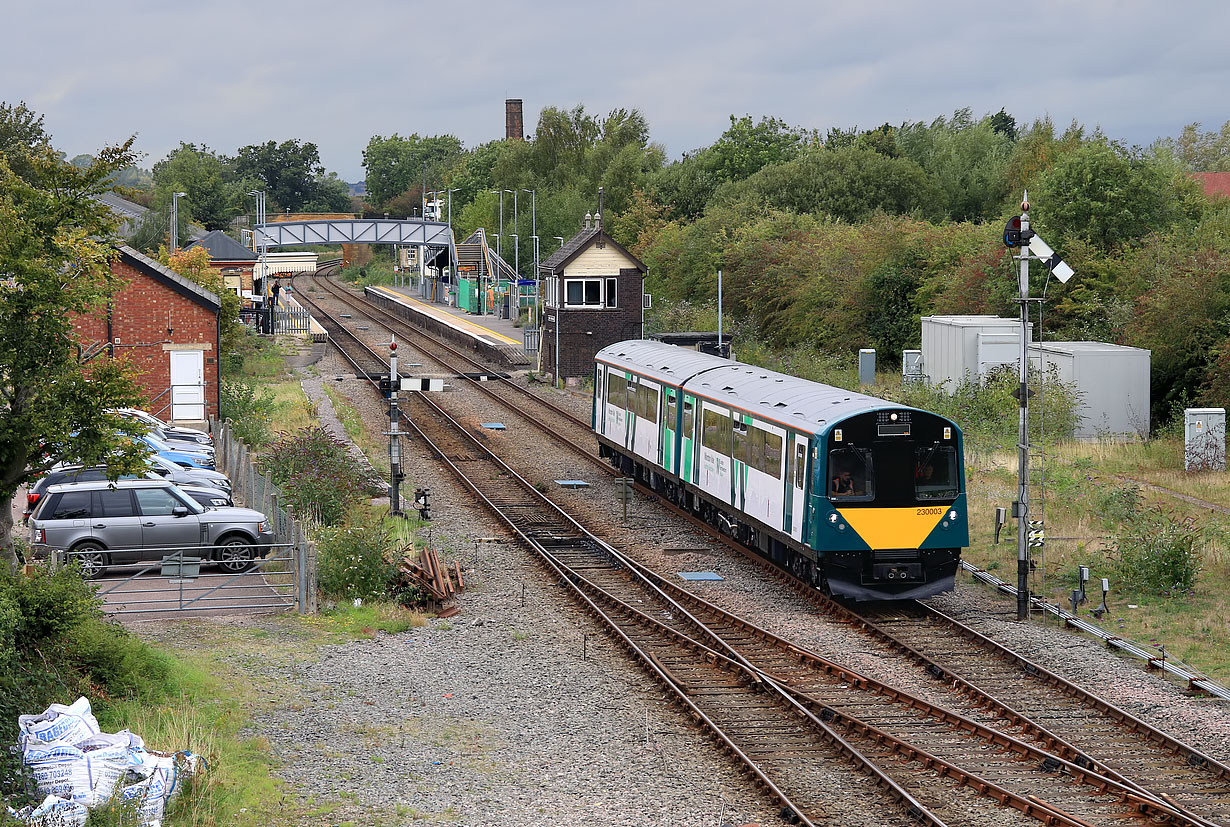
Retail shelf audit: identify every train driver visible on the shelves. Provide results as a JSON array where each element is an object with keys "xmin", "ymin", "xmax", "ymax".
[{"xmin": 831, "ymin": 469, "xmax": 856, "ymax": 496}]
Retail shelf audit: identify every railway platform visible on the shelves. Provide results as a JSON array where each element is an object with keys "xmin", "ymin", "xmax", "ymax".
[{"xmin": 363, "ymin": 284, "xmax": 533, "ymax": 370}]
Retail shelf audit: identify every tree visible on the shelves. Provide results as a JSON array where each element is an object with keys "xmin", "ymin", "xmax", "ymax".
[
  {"xmin": 1034, "ymin": 138, "xmax": 1180, "ymax": 252},
  {"xmin": 0, "ymin": 141, "xmax": 151, "ymax": 571},
  {"xmin": 158, "ymin": 246, "xmax": 243, "ymax": 353},
  {"xmin": 652, "ymin": 114, "xmax": 809, "ymax": 219},
  {"xmin": 304, "ymin": 172, "xmax": 353, "ymax": 213},
  {"xmin": 152, "ymin": 143, "xmax": 240, "ymax": 230},
  {"xmin": 0, "ymin": 100, "xmax": 51, "ymax": 182},
  {"xmin": 1163, "ymin": 121, "xmax": 1230, "ymax": 172},
  {"xmin": 361, "ymin": 133, "xmax": 464, "ymax": 209},
  {"xmin": 233, "ymin": 139, "xmax": 327, "ymax": 213},
  {"xmin": 718, "ymin": 145, "xmax": 942, "ymax": 223}
]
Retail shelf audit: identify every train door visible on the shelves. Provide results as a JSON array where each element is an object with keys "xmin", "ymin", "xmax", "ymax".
[
  {"xmin": 784, "ymin": 435, "xmax": 808, "ymax": 543},
  {"xmin": 631, "ymin": 379, "xmax": 660, "ymax": 462},
  {"xmin": 732, "ymin": 413, "xmax": 749, "ymax": 512},
  {"xmin": 681, "ymin": 395, "xmax": 697, "ymax": 483},
  {"xmin": 663, "ymin": 388, "xmax": 677, "ymax": 473},
  {"xmin": 604, "ymin": 370, "xmax": 629, "ymax": 448},
  {"xmin": 697, "ymin": 400, "xmax": 733, "ymax": 505},
  {"xmin": 593, "ymin": 364, "xmax": 605, "ymax": 432}
]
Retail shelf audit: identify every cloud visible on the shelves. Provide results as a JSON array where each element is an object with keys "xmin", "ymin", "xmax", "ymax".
[{"xmin": 5, "ymin": 0, "xmax": 1229, "ymax": 180}]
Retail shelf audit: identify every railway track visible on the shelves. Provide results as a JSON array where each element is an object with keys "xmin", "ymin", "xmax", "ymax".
[
  {"xmin": 292, "ymin": 271, "xmax": 609, "ymax": 473},
  {"xmin": 306, "ymin": 280, "xmax": 1225, "ymax": 826}
]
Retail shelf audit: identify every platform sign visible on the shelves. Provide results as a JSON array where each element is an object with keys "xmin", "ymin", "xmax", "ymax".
[{"xmin": 517, "ymin": 279, "xmax": 535, "ymax": 286}]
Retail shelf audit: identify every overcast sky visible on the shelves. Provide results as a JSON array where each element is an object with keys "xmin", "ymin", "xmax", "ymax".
[{"xmin": 5, "ymin": 0, "xmax": 1227, "ymax": 182}]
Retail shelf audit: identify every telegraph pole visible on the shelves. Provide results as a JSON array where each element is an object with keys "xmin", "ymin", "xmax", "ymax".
[{"xmin": 388, "ymin": 335, "xmax": 403, "ymax": 516}]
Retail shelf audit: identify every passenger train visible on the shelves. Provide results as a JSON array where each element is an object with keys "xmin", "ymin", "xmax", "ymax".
[{"xmin": 593, "ymin": 340, "xmax": 969, "ymax": 600}]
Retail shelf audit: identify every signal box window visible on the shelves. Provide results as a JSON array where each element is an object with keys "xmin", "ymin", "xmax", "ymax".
[
  {"xmin": 565, "ymin": 278, "xmax": 604, "ymax": 307},
  {"xmin": 915, "ymin": 446, "xmax": 959, "ymax": 500},
  {"xmin": 828, "ymin": 446, "xmax": 874, "ymax": 501}
]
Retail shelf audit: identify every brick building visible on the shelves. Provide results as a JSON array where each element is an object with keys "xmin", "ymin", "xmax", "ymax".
[
  {"xmin": 184, "ymin": 230, "xmax": 258, "ymax": 307},
  {"xmin": 539, "ymin": 215, "xmax": 646, "ymax": 381},
  {"xmin": 73, "ymin": 246, "xmax": 222, "ymax": 424}
]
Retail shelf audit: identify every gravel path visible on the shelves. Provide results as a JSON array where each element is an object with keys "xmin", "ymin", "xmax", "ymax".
[{"xmin": 132, "ymin": 323, "xmax": 1230, "ymax": 827}]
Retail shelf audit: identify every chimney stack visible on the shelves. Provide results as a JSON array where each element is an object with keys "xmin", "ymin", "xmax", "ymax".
[{"xmin": 505, "ymin": 99, "xmax": 524, "ymax": 141}]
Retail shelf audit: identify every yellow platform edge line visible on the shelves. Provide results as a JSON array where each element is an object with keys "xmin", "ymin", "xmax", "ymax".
[{"xmin": 370, "ymin": 285, "xmax": 521, "ymax": 346}]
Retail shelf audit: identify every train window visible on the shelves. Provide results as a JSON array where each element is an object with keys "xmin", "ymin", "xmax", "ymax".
[
  {"xmin": 915, "ymin": 446, "xmax": 959, "ymax": 500},
  {"xmin": 683, "ymin": 399, "xmax": 695, "ymax": 438},
  {"xmin": 701, "ymin": 408, "xmax": 731, "ymax": 454},
  {"xmin": 828, "ymin": 446, "xmax": 874, "ymax": 501},
  {"xmin": 665, "ymin": 391, "xmax": 677, "ymax": 430},
  {"xmin": 746, "ymin": 426, "xmax": 763, "ymax": 470},
  {"xmin": 640, "ymin": 385, "xmax": 659, "ymax": 424},
  {"xmin": 794, "ymin": 444, "xmax": 807, "ymax": 488},
  {"xmin": 607, "ymin": 374, "xmax": 627, "ymax": 409},
  {"xmin": 733, "ymin": 420, "xmax": 748, "ymax": 463},
  {"xmin": 762, "ymin": 431, "xmax": 783, "ymax": 479}
]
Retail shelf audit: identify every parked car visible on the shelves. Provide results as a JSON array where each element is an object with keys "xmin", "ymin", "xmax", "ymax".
[
  {"xmin": 146, "ymin": 453, "xmax": 231, "ymax": 494},
  {"xmin": 29, "ymin": 478, "xmax": 272, "ymax": 577},
  {"xmin": 113, "ymin": 408, "xmax": 212, "ymax": 446},
  {"xmin": 23, "ymin": 466, "xmax": 234, "ymax": 523},
  {"xmin": 24, "ymin": 466, "xmax": 146, "ymax": 524},
  {"xmin": 177, "ymin": 483, "xmax": 233, "ymax": 509},
  {"xmin": 136, "ymin": 433, "xmax": 215, "ymax": 470}
]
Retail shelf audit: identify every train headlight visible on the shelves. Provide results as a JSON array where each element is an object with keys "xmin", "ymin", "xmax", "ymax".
[
  {"xmin": 948, "ymin": 509, "xmax": 958, "ymax": 521},
  {"xmin": 828, "ymin": 513, "xmax": 839, "ymax": 524}
]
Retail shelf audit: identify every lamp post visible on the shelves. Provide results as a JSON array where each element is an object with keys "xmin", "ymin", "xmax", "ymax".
[
  {"xmin": 170, "ymin": 192, "xmax": 187, "ymax": 252},
  {"xmin": 551, "ymin": 237, "xmax": 566, "ymax": 388},
  {"xmin": 490, "ymin": 190, "xmax": 504, "ymax": 259},
  {"xmin": 247, "ymin": 190, "xmax": 267, "ymax": 328},
  {"xmin": 522, "ymin": 189, "xmax": 538, "ymax": 343},
  {"xmin": 504, "ymin": 189, "xmax": 518, "ymax": 277}
]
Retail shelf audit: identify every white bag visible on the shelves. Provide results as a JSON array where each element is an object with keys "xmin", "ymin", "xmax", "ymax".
[
  {"xmin": 17, "ymin": 698, "xmax": 100, "ymax": 748},
  {"xmin": 22, "ymin": 730, "xmax": 146, "ymax": 808},
  {"xmin": 6, "ymin": 794, "xmax": 89, "ymax": 827}
]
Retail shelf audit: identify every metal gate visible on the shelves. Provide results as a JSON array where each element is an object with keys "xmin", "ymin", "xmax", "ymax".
[
  {"xmin": 57, "ymin": 541, "xmax": 309, "ymax": 616},
  {"xmin": 274, "ymin": 306, "xmax": 311, "ymax": 334}
]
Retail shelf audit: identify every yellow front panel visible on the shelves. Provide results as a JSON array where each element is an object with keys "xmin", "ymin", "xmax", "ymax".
[{"xmin": 836, "ymin": 507, "xmax": 948, "ymax": 550}]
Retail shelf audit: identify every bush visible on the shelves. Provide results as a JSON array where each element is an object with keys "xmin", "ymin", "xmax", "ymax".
[
  {"xmin": 1110, "ymin": 507, "xmax": 1205, "ymax": 593},
  {"xmin": 317, "ymin": 518, "xmax": 396, "ymax": 601},
  {"xmin": 257, "ymin": 427, "xmax": 369, "ymax": 525},
  {"xmin": 0, "ymin": 570, "xmax": 177, "ymax": 803},
  {"xmin": 221, "ymin": 380, "xmax": 277, "ymax": 447}
]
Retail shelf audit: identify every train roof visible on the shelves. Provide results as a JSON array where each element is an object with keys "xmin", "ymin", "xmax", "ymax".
[
  {"xmin": 596, "ymin": 339, "xmax": 730, "ymax": 385},
  {"xmin": 596, "ymin": 340, "xmax": 926, "ymax": 434}
]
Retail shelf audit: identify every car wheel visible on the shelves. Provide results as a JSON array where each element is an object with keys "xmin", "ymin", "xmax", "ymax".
[
  {"xmin": 71, "ymin": 542, "xmax": 109, "ymax": 579},
  {"xmin": 215, "ymin": 534, "xmax": 255, "ymax": 573}
]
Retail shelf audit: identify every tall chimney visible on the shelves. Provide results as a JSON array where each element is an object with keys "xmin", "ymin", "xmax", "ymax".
[{"xmin": 505, "ymin": 99, "xmax": 524, "ymax": 141}]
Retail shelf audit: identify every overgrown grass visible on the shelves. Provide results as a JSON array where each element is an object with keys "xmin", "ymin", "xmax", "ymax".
[
  {"xmin": 323, "ymin": 387, "xmax": 389, "ymax": 477},
  {"xmin": 338, "ymin": 262, "xmax": 396, "ymax": 289},
  {"xmin": 962, "ymin": 445, "xmax": 1230, "ymax": 683}
]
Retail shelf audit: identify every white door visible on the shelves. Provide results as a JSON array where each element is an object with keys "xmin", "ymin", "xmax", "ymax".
[{"xmin": 169, "ymin": 350, "xmax": 205, "ymax": 421}]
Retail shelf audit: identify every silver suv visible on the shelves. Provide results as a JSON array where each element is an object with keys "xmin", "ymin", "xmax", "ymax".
[{"xmin": 29, "ymin": 478, "xmax": 273, "ymax": 576}]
